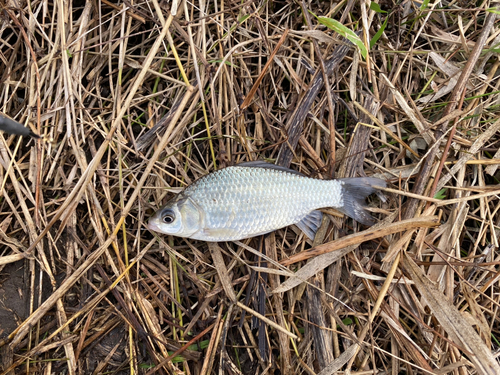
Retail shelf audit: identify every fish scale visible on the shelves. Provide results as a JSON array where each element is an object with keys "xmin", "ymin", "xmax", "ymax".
[
  {"xmin": 148, "ymin": 162, "xmax": 386, "ymax": 242},
  {"xmin": 198, "ymin": 167, "xmax": 335, "ymax": 236}
]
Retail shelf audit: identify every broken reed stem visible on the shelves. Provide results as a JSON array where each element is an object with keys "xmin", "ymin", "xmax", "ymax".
[{"xmin": 281, "ymin": 217, "xmax": 439, "ymax": 266}]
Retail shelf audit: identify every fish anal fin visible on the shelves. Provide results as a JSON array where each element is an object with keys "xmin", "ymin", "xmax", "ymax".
[{"xmin": 295, "ymin": 210, "xmax": 323, "ymax": 240}]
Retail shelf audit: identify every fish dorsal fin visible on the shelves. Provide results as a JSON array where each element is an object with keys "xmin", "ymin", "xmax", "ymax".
[
  {"xmin": 295, "ymin": 210, "xmax": 323, "ymax": 240},
  {"xmin": 235, "ymin": 161, "xmax": 306, "ymax": 177}
]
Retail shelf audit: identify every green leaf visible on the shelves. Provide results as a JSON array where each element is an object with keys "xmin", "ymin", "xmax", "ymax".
[
  {"xmin": 370, "ymin": 15, "xmax": 388, "ymax": 48},
  {"xmin": 342, "ymin": 317, "xmax": 353, "ymax": 325},
  {"xmin": 487, "ymin": 8, "xmax": 500, "ymax": 14},
  {"xmin": 238, "ymin": 14, "xmax": 251, "ymax": 23},
  {"xmin": 317, "ymin": 17, "xmax": 367, "ymax": 59},
  {"xmin": 483, "ymin": 48, "xmax": 500, "ymax": 54},
  {"xmin": 420, "ymin": 0, "xmax": 431, "ymax": 10},
  {"xmin": 370, "ymin": 2, "xmax": 387, "ymax": 13},
  {"xmin": 189, "ymin": 340, "xmax": 210, "ymax": 351},
  {"xmin": 434, "ymin": 188, "xmax": 447, "ymax": 200}
]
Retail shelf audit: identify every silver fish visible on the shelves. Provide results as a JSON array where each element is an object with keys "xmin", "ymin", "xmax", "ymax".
[{"xmin": 148, "ymin": 161, "xmax": 386, "ymax": 242}]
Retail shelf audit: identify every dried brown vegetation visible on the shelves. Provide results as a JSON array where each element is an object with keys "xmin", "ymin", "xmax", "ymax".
[{"xmin": 0, "ymin": 0, "xmax": 499, "ymax": 374}]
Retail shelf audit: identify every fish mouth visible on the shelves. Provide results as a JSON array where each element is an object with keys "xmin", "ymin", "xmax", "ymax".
[{"xmin": 147, "ymin": 219, "xmax": 162, "ymax": 233}]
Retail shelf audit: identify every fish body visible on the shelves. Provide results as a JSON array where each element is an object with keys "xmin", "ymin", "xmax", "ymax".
[{"xmin": 148, "ymin": 161, "xmax": 386, "ymax": 242}]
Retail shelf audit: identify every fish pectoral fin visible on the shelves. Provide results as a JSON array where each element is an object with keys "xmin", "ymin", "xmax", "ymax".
[
  {"xmin": 202, "ymin": 227, "xmax": 243, "ymax": 241},
  {"xmin": 295, "ymin": 210, "xmax": 323, "ymax": 240}
]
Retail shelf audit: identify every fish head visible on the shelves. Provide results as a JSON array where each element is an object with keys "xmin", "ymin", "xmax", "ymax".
[{"xmin": 148, "ymin": 195, "xmax": 202, "ymax": 238}]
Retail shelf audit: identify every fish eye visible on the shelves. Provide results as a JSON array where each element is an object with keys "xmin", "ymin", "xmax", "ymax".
[
  {"xmin": 162, "ymin": 213, "xmax": 175, "ymax": 224},
  {"xmin": 161, "ymin": 209, "xmax": 176, "ymax": 224}
]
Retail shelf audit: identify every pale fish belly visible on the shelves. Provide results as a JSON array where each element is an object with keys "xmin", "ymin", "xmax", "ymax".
[{"xmin": 184, "ymin": 166, "xmax": 343, "ymax": 241}]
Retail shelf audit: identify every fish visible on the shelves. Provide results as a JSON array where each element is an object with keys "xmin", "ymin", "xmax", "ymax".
[{"xmin": 148, "ymin": 161, "xmax": 386, "ymax": 242}]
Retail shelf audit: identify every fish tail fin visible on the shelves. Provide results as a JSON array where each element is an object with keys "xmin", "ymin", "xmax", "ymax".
[{"xmin": 338, "ymin": 177, "xmax": 386, "ymax": 225}]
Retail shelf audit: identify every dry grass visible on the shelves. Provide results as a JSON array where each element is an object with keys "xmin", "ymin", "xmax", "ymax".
[{"xmin": 0, "ymin": 0, "xmax": 499, "ymax": 374}]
